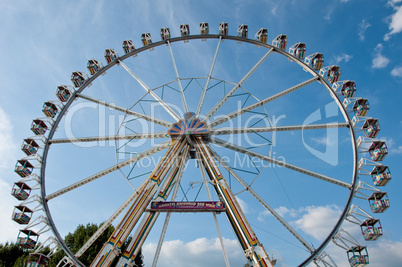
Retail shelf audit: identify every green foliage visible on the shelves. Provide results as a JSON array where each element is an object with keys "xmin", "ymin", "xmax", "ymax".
[
  {"xmin": 1, "ymin": 223, "xmax": 144, "ymax": 266},
  {"xmin": 0, "ymin": 242, "xmax": 27, "ymax": 267}
]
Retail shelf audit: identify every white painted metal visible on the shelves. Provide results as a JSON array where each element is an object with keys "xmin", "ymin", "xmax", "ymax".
[
  {"xmin": 203, "ymin": 48, "xmax": 274, "ymax": 122},
  {"xmin": 196, "ymin": 36, "xmax": 222, "ymax": 116},
  {"xmin": 45, "ymin": 140, "xmax": 172, "ymax": 201},
  {"xmin": 211, "ymin": 137, "xmax": 352, "ymax": 189},
  {"xmin": 209, "ymin": 146, "xmax": 315, "ymax": 253},
  {"xmin": 119, "ymin": 61, "xmax": 181, "ymax": 121},
  {"xmin": 167, "ymin": 41, "xmax": 189, "ymax": 113},
  {"xmin": 50, "ymin": 132, "xmax": 169, "ymax": 144},
  {"xmin": 208, "ymin": 76, "xmax": 319, "ymax": 128},
  {"xmin": 77, "ymin": 93, "xmax": 172, "ymax": 128}
]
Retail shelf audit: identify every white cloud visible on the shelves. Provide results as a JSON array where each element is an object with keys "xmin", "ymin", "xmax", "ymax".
[
  {"xmin": 391, "ymin": 66, "xmax": 402, "ymax": 77},
  {"xmin": 0, "ymin": 108, "xmax": 17, "ymax": 170},
  {"xmin": 372, "ymin": 44, "xmax": 390, "ymax": 69},
  {"xmin": 311, "ymin": 136, "xmax": 337, "ymax": 147},
  {"xmin": 143, "ymin": 237, "xmax": 245, "ymax": 267},
  {"xmin": 333, "ymin": 53, "xmax": 353, "ymax": 64},
  {"xmin": 294, "ymin": 205, "xmax": 342, "ymax": 241},
  {"xmin": 275, "ymin": 206, "xmax": 297, "ymax": 218},
  {"xmin": 0, "ymin": 178, "xmax": 21, "ymax": 243},
  {"xmin": 358, "ymin": 19, "xmax": 371, "ymax": 41},
  {"xmin": 384, "ymin": 4, "xmax": 402, "ymax": 40},
  {"xmin": 235, "ymin": 196, "xmax": 250, "ymax": 214}
]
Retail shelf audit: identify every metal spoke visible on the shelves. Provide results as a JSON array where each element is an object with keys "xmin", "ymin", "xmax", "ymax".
[
  {"xmin": 77, "ymin": 93, "xmax": 172, "ymax": 128},
  {"xmin": 211, "ymin": 137, "xmax": 351, "ymax": 189},
  {"xmin": 152, "ymin": 147, "xmax": 190, "ymax": 267},
  {"xmin": 210, "ymin": 122, "xmax": 349, "ymax": 135},
  {"xmin": 196, "ymin": 149, "xmax": 230, "ymax": 267},
  {"xmin": 208, "ymin": 146, "xmax": 315, "ymax": 253},
  {"xmin": 45, "ymin": 140, "xmax": 172, "ymax": 201},
  {"xmin": 49, "ymin": 132, "xmax": 169, "ymax": 144},
  {"xmin": 75, "ymin": 186, "xmax": 148, "ymax": 258},
  {"xmin": 167, "ymin": 41, "xmax": 188, "ymax": 113},
  {"xmin": 119, "ymin": 61, "xmax": 181, "ymax": 121},
  {"xmin": 203, "ymin": 48, "xmax": 274, "ymax": 122},
  {"xmin": 196, "ymin": 37, "xmax": 222, "ymax": 116},
  {"xmin": 208, "ymin": 77, "xmax": 319, "ymax": 128}
]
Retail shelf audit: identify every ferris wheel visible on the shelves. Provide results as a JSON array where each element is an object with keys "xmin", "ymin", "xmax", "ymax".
[{"xmin": 11, "ymin": 22, "xmax": 392, "ymax": 267}]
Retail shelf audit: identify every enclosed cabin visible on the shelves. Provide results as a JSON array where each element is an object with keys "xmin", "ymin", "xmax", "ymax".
[
  {"xmin": 371, "ymin": 165, "xmax": 391, "ymax": 186},
  {"xmin": 273, "ymin": 34, "xmax": 287, "ymax": 51},
  {"xmin": 255, "ymin": 28, "xmax": 268, "ymax": 43},
  {"xmin": 104, "ymin": 49, "xmax": 118, "ymax": 64},
  {"xmin": 42, "ymin": 102, "xmax": 58, "ymax": 118},
  {"xmin": 16, "ymin": 229, "xmax": 39, "ymax": 249},
  {"xmin": 87, "ymin": 59, "xmax": 102, "ymax": 75},
  {"xmin": 200, "ymin": 22, "xmax": 209, "ymax": 35},
  {"xmin": 361, "ymin": 218, "xmax": 383, "ymax": 241},
  {"xmin": 141, "ymin": 33, "xmax": 152, "ymax": 46},
  {"xmin": 368, "ymin": 141, "xmax": 388, "ymax": 161},
  {"xmin": 347, "ymin": 246, "xmax": 369, "ymax": 267},
  {"xmin": 31, "ymin": 119, "xmax": 47, "ymax": 135},
  {"xmin": 327, "ymin": 66, "xmax": 341, "ymax": 84},
  {"xmin": 180, "ymin": 24, "xmax": 190, "ymax": 37},
  {"xmin": 368, "ymin": 191, "xmax": 390, "ymax": 213},
  {"xmin": 289, "ymin": 42, "xmax": 306, "ymax": 60},
  {"xmin": 56, "ymin": 85, "xmax": 72, "ymax": 102},
  {"xmin": 341, "ymin": 80, "xmax": 356, "ymax": 98},
  {"xmin": 306, "ymin": 53, "xmax": 324, "ymax": 70},
  {"xmin": 71, "ymin": 71, "xmax": 87, "ymax": 88},
  {"xmin": 122, "ymin": 40, "xmax": 135, "ymax": 54},
  {"xmin": 21, "ymin": 139, "xmax": 39, "ymax": 156},
  {"xmin": 27, "ymin": 253, "xmax": 50, "ymax": 267},
  {"xmin": 11, "ymin": 182, "xmax": 32, "ymax": 200},
  {"xmin": 219, "ymin": 22, "xmax": 229, "ymax": 36},
  {"xmin": 160, "ymin": 28, "xmax": 171, "ymax": 41},
  {"xmin": 352, "ymin": 99, "xmax": 370, "ymax": 117},
  {"xmin": 363, "ymin": 118, "xmax": 380, "ymax": 138},
  {"xmin": 237, "ymin": 24, "xmax": 248, "ymax": 38},
  {"xmin": 14, "ymin": 160, "xmax": 34, "ymax": 177},
  {"xmin": 12, "ymin": 205, "xmax": 33, "ymax": 225}
]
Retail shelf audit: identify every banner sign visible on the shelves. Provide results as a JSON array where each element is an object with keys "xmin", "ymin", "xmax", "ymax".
[{"xmin": 149, "ymin": 201, "xmax": 225, "ymax": 212}]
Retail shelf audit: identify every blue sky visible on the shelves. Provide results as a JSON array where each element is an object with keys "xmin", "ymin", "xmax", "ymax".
[{"xmin": 1, "ymin": 0, "xmax": 402, "ymax": 266}]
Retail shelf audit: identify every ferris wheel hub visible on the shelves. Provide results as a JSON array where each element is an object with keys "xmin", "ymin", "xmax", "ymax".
[{"xmin": 168, "ymin": 112, "xmax": 210, "ymax": 138}]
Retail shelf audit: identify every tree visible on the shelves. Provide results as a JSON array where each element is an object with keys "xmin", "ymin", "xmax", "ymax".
[{"xmin": 0, "ymin": 242, "xmax": 27, "ymax": 267}]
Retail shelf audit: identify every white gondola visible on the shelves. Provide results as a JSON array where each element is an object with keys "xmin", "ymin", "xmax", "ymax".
[
  {"xmin": 14, "ymin": 159, "xmax": 34, "ymax": 177},
  {"xmin": 30, "ymin": 119, "xmax": 47, "ymax": 135},
  {"xmin": 16, "ymin": 229, "xmax": 39, "ymax": 249},
  {"xmin": 368, "ymin": 191, "xmax": 390, "ymax": 213},
  {"xmin": 272, "ymin": 34, "xmax": 287, "ymax": 51},
  {"xmin": 180, "ymin": 24, "xmax": 190, "ymax": 37},
  {"xmin": 200, "ymin": 22, "xmax": 209, "ymax": 35},
  {"xmin": 104, "ymin": 49, "xmax": 118, "ymax": 64},
  {"xmin": 42, "ymin": 102, "xmax": 58, "ymax": 118},
  {"xmin": 305, "ymin": 53, "xmax": 324, "ymax": 70},
  {"xmin": 255, "ymin": 28, "xmax": 268, "ymax": 44},
  {"xmin": 70, "ymin": 71, "xmax": 87, "ymax": 88},
  {"xmin": 237, "ymin": 24, "xmax": 248, "ymax": 38},
  {"xmin": 27, "ymin": 253, "xmax": 50, "ymax": 267},
  {"xmin": 87, "ymin": 59, "xmax": 103, "ymax": 75},
  {"xmin": 371, "ymin": 165, "xmax": 391, "ymax": 186},
  {"xmin": 12, "ymin": 205, "xmax": 33, "ymax": 225},
  {"xmin": 11, "ymin": 182, "xmax": 32, "ymax": 200},
  {"xmin": 141, "ymin": 33, "xmax": 153, "ymax": 49},
  {"xmin": 347, "ymin": 246, "xmax": 369, "ymax": 267},
  {"xmin": 160, "ymin": 28, "xmax": 171, "ymax": 40},
  {"xmin": 368, "ymin": 141, "xmax": 388, "ymax": 161},
  {"xmin": 21, "ymin": 139, "xmax": 39, "ymax": 156},
  {"xmin": 122, "ymin": 40, "xmax": 136, "ymax": 54},
  {"xmin": 352, "ymin": 99, "xmax": 370, "ymax": 117},
  {"xmin": 289, "ymin": 42, "xmax": 306, "ymax": 60},
  {"xmin": 56, "ymin": 85, "xmax": 72, "ymax": 102},
  {"xmin": 361, "ymin": 218, "xmax": 383, "ymax": 241},
  {"xmin": 362, "ymin": 118, "xmax": 380, "ymax": 138},
  {"xmin": 219, "ymin": 22, "xmax": 228, "ymax": 35}
]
